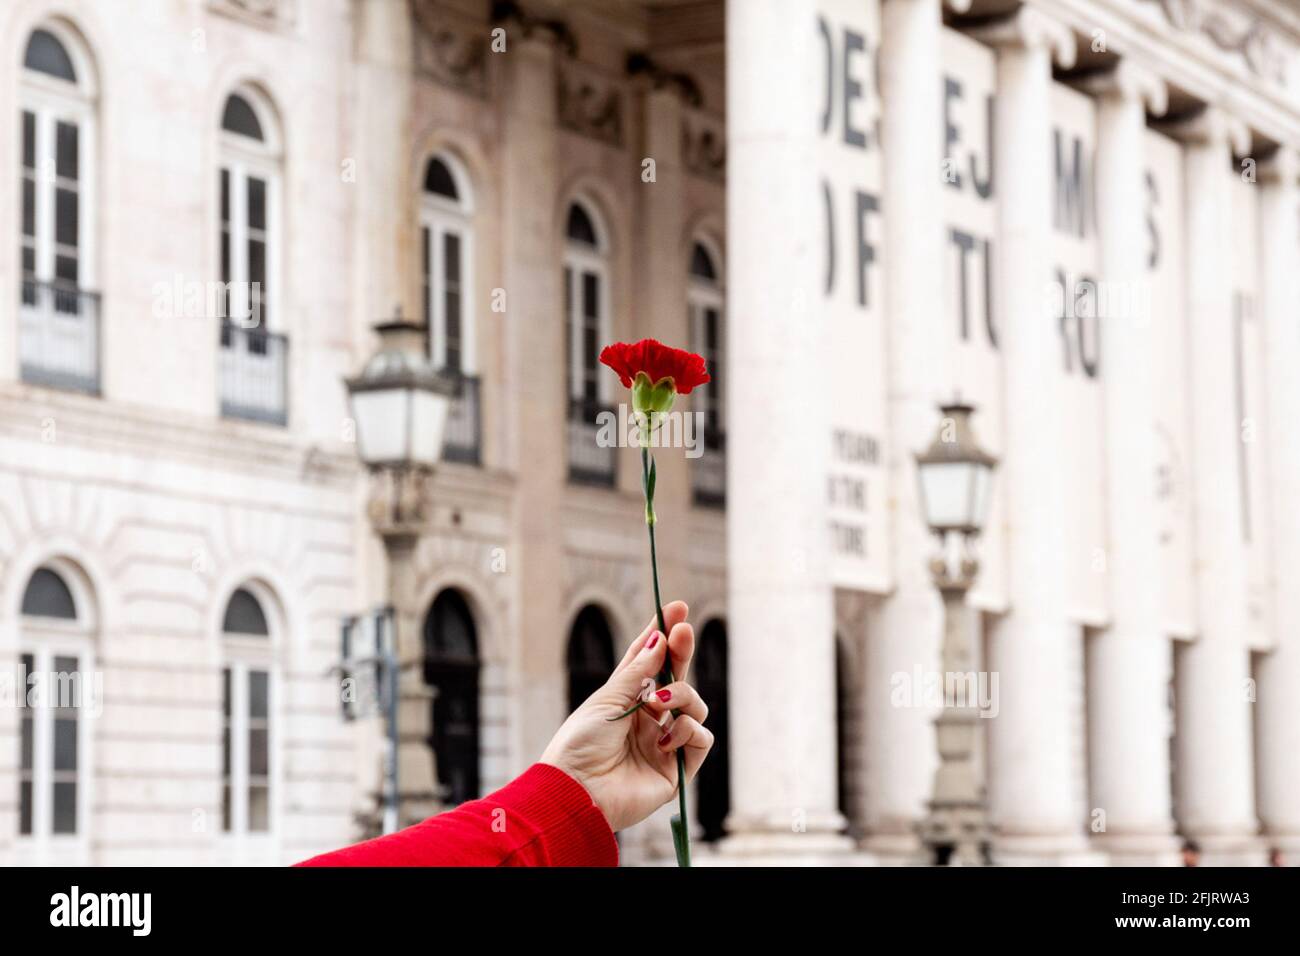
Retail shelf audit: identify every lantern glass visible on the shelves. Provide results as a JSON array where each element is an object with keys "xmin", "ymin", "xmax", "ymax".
[
  {"xmin": 350, "ymin": 386, "xmax": 451, "ymax": 469},
  {"xmin": 918, "ymin": 460, "xmax": 975, "ymax": 533}
]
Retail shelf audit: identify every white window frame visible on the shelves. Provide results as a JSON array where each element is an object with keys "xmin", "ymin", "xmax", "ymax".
[
  {"xmin": 420, "ymin": 156, "xmax": 475, "ymax": 374},
  {"xmin": 20, "ymin": 22, "xmax": 97, "ymax": 293},
  {"xmin": 14, "ymin": 561, "xmax": 97, "ymax": 866},
  {"xmin": 689, "ymin": 240, "xmax": 724, "ymax": 428},
  {"xmin": 217, "ymin": 581, "xmax": 282, "ymax": 862},
  {"xmin": 218, "ymin": 89, "xmax": 281, "ymax": 332},
  {"xmin": 564, "ymin": 199, "xmax": 611, "ymax": 405}
]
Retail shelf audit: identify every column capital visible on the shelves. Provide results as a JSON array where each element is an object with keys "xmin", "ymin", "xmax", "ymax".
[
  {"xmin": 1157, "ymin": 104, "xmax": 1251, "ymax": 156},
  {"xmin": 1258, "ymin": 145, "xmax": 1300, "ymax": 185},
  {"xmin": 1080, "ymin": 60, "xmax": 1168, "ymax": 117},
  {"xmin": 965, "ymin": 6, "xmax": 1076, "ymax": 69}
]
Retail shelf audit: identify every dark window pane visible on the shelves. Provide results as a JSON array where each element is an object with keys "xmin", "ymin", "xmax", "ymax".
[
  {"xmin": 21, "ymin": 568, "xmax": 76, "ymax": 619},
  {"xmin": 248, "ymin": 728, "xmax": 268, "ymax": 776},
  {"xmin": 22, "ymin": 112, "xmax": 35, "ymax": 169},
  {"xmin": 220, "ymin": 169, "xmax": 230, "ymax": 224},
  {"xmin": 248, "ymin": 239, "xmax": 265, "ymax": 287},
  {"xmin": 223, "ymin": 587, "xmax": 269, "ymax": 635},
  {"xmin": 690, "ymin": 242, "xmax": 717, "ymax": 281},
  {"xmin": 222, "ymin": 667, "xmax": 231, "ymax": 717},
  {"xmin": 422, "ymin": 227, "xmax": 431, "ymax": 325},
  {"xmin": 221, "ymin": 785, "xmax": 232, "ymax": 832},
  {"xmin": 582, "ymin": 272, "xmax": 598, "ymax": 321},
  {"xmin": 22, "ymin": 179, "xmax": 35, "ymax": 238},
  {"xmin": 247, "ymin": 177, "xmax": 266, "ymax": 231},
  {"xmin": 56, "ymin": 188, "xmax": 78, "ymax": 248},
  {"xmin": 54, "ymin": 717, "xmax": 77, "ymax": 772},
  {"xmin": 424, "ymin": 157, "xmax": 458, "ymax": 200},
  {"xmin": 423, "ymin": 590, "xmax": 478, "ymax": 661},
  {"xmin": 220, "ymin": 233, "xmax": 231, "ymax": 289},
  {"xmin": 248, "ymin": 786, "xmax": 269, "ymax": 832},
  {"xmin": 52, "ymin": 782, "xmax": 76, "ymax": 834},
  {"xmin": 445, "ymin": 294, "xmax": 462, "ymax": 371},
  {"xmin": 22, "ymin": 247, "xmax": 35, "ymax": 280},
  {"xmin": 24, "ymin": 29, "xmax": 77, "ymax": 83},
  {"xmin": 19, "ymin": 781, "xmax": 33, "ymax": 835},
  {"xmin": 249, "ymin": 670, "xmax": 269, "ymax": 719},
  {"xmin": 566, "ymin": 204, "xmax": 597, "ymax": 246},
  {"xmin": 55, "ymin": 255, "xmax": 78, "ymax": 290},
  {"xmin": 443, "ymin": 233, "xmax": 461, "ymax": 286},
  {"xmin": 20, "ymin": 655, "xmax": 33, "ymax": 708},
  {"xmin": 221, "ymin": 94, "xmax": 263, "ymax": 141},
  {"xmin": 21, "ymin": 716, "xmax": 33, "ymax": 770},
  {"xmin": 222, "ymin": 727, "xmax": 231, "ymax": 776},
  {"xmin": 56, "ymin": 121, "xmax": 78, "ymax": 181}
]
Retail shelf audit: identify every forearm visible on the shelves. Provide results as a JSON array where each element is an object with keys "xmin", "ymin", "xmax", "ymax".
[{"xmin": 295, "ymin": 764, "xmax": 619, "ymax": 867}]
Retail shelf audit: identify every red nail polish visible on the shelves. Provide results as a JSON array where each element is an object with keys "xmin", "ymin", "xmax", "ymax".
[
  {"xmin": 657, "ymin": 732, "xmax": 672, "ymax": 746},
  {"xmin": 647, "ymin": 631, "xmax": 661, "ymax": 649},
  {"xmin": 656, "ymin": 689, "xmax": 672, "ymax": 702}
]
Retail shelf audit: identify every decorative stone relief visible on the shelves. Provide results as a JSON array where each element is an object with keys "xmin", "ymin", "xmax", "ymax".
[
  {"xmin": 681, "ymin": 107, "xmax": 725, "ymax": 182},
  {"xmin": 1138, "ymin": 0, "xmax": 1287, "ymax": 83},
  {"xmin": 557, "ymin": 59, "xmax": 624, "ymax": 148},
  {"xmin": 412, "ymin": 1, "xmax": 488, "ymax": 98}
]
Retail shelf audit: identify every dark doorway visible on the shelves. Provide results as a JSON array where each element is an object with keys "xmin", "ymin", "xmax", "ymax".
[
  {"xmin": 694, "ymin": 618, "xmax": 730, "ymax": 842},
  {"xmin": 567, "ymin": 605, "xmax": 615, "ymax": 713},
  {"xmin": 423, "ymin": 589, "xmax": 480, "ymax": 806}
]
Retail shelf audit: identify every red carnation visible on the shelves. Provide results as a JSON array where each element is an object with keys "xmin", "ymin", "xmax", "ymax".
[{"xmin": 599, "ymin": 339, "xmax": 711, "ymax": 395}]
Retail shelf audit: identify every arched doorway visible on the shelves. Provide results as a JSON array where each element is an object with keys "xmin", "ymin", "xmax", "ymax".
[
  {"xmin": 694, "ymin": 618, "xmax": 730, "ymax": 842},
  {"xmin": 423, "ymin": 589, "xmax": 480, "ymax": 806},
  {"xmin": 567, "ymin": 605, "xmax": 615, "ymax": 713}
]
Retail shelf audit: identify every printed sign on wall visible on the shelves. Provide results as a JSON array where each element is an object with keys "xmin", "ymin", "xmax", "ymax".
[
  {"xmin": 1145, "ymin": 129, "xmax": 1196, "ymax": 638},
  {"xmin": 818, "ymin": 0, "xmax": 889, "ymax": 593},
  {"xmin": 1049, "ymin": 82, "xmax": 1108, "ymax": 625},
  {"xmin": 941, "ymin": 27, "xmax": 1006, "ymax": 611}
]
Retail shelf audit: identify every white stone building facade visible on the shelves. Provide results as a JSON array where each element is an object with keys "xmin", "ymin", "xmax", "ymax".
[{"xmin": 0, "ymin": 0, "xmax": 1297, "ymax": 867}]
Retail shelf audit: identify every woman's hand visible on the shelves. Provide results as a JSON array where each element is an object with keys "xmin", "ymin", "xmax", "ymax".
[{"xmin": 540, "ymin": 601, "xmax": 713, "ymax": 833}]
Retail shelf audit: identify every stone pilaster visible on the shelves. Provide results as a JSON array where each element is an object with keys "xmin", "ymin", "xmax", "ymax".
[
  {"xmin": 968, "ymin": 7, "xmax": 1097, "ymax": 865},
  {"xmin": 720, "ymin": 0, "xmax": 855, "ymax": 861},
  {"xmin": 1254, "ymin": 146, "xmax": 1300, "ymax": 861},
  {"xmin": 1080, "ymin": 62, "xmax": 1182, "ymax": 865},
  {"xmin": 1159, "ymin": 105, "xmax": 1262, "ymax": 865}
]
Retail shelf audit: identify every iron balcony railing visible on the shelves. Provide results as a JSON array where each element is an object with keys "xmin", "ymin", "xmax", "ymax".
[
  {"xmin": 19, "ymin": 278, "xmax": 101, "ymax": 395},
  {"xmin": 442, "ymin": 373, "xmax": 482, "ymax": 465},
  {"xmin": 692, "ymin": 425, "xmax": 726, "ymax": 508},
  {"xmin": 219, "ymin": 320, "xmax": 288, "ymax": 426},
  {"xmin": 567, "ymin": 396, "xmax": 617, "ymax": 487}
]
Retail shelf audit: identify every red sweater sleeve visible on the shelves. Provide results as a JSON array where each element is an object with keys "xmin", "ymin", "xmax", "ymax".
[{"xmin": 295, "ymin": 763, "xmax": 618, "ymax": 867}]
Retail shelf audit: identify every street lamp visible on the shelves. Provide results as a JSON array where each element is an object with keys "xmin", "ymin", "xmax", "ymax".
[
  {"xmin": 914, "ymin": 401, "xmax": 997, "ymax": 866},
  {"xmin": 343, "ymin": 310, "xmax": 456, "ymax": 833}
]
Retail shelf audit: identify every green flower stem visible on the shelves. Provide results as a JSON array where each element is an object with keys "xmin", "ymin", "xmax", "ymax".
[{"xmin": 642, "ymin": 442, "xmax": 691, "ymax": 868}]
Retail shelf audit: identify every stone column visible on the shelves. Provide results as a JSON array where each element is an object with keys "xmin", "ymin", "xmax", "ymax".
[
  {"xmin": 1254, "ymin": 147, "xmax": 1300, "ymax": 860},
  {"xmin": 500, "ymin": 32, "xmax": 567, "ymax": 768},
  {"xmin": 862, "ymin": 0, "xmax": 948, "ymax": 863},
  {"xmin": 1162, "ymin": 106, "xmax": 1261, "ymax": 865},
  {"xmin": 1081, "ymin": 63, "xmax": 1181, "ymax": 865},
  {"xmin": 969, "ymin": 8, "xmax": 1095, "ymax": 864},
  {"xmin": 721, "ymin": 0, "xmax": 854, "ymax": 861}
]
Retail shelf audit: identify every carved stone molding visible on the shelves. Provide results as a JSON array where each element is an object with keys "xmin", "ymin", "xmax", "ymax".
[
  {"xmin": 557, "ymin": 59, "xmax": 624, "ymax": 148},
  {"xmin": 681, "ymin": 107, "xmax": 725, "ymax": 182},
  {"xmin": 412, "ymin": 1, "xmax": 487, "ymax": 98},
  {"xmin": 626, "ymin": 52, "xmax": 703, "ymax": 107},
  {"xmin": 1137, "ymin": 0, "xmax": 1287, "ymax": 83},
  {"xmin": 207, "ymin": 0, "xmax": 294, "ymax": 29},
  {"xmin": 490, "ymin": 0, "xmax": 577, "ymax": 56}
]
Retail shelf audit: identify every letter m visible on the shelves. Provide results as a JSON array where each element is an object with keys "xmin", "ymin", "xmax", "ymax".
[{"xmin": 1054, "ymin": 129, "xmax": 1088, "ymax": 238}]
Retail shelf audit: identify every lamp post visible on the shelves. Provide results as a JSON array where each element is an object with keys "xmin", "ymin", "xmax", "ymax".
[
  {"xmin": 344, "ymin": 311, "xmax": 457, "ymax": 833},
  {"xmin": 914, "ymin": 401, "xmax": 998, "ymax": 866}
]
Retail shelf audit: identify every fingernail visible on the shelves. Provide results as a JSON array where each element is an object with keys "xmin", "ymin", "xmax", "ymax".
[
  {"xmin": 647, "ymin": 631, "xmax": 662, "ymax": 649},
  {"xmin": 657, "ymin": 731, "xmax": 672, "ymax": 747},
  {"xmin": 656, "ymin": 689, "xmax": 672, "ymax": 702}
]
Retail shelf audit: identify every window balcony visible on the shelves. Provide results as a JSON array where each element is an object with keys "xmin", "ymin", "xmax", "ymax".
[
  {"xmin": 442, "ymin": 373, "xmax": 482, "ymax": 465},
  {"xmin": 19, "ymin": 279, "xmax": 101, "ymax": 395},
  {"xmin": 567, "ymin": 396, "xmax": 617, "ymax": 487},
  {"xmin": 219, "ymin": 320, "xmax": 288, "ymax": 426},
  {"xmin": 693, "ymin": 426, "xmax": 726, "ymax": 508}
]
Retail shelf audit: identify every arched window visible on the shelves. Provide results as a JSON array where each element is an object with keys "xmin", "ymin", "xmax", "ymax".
[
  {"xmin": 689, "ymin": 239, "xmax": 725, "ymax": 506},
  {"xmin": 218, "ymin": 86, "xmax": 280, "ymax": 331},
  {"xmin": 567, "ymin": 605, "xmax": 615, "ymax": 714},
  {"xmin": 694, "ymin": 618, "xmax": 729, "ymax": 842},
  {"xmin": 220, "ymin": 583, "xmax": 276, "ymax": 836},
  {"xmin": 423, "ymin": 589, "xmax": 480, "ymax": 805},
  {"xmin": 835, "ymin": 637, "xmax": 863, "ymax": 839},
  {"xmin": 420, "ymin": 154, "xmax": 474, "ymax": 375},
  {"xmin": 563, "ymin": 199, "xmax": 610, "ymax": 409},
  {"xmin": 17, "ymin": 561, "xmax": 96, "ymax": 851},
  {"xmin": 19, "ymin": 22, "xmax": 98, "ymax": 392}
]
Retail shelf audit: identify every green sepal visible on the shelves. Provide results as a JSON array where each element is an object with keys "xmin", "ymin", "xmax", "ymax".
[{"xmin": 632, "ymin": 371, "xmax": 677, "ymax": 418}]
